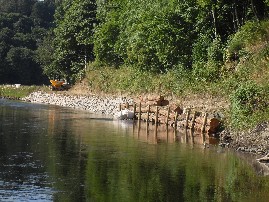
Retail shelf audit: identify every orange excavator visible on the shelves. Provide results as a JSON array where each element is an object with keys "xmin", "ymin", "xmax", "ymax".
[{"xmin": 50, "ymin": 80, "xmax": 69, "ymax": 91}]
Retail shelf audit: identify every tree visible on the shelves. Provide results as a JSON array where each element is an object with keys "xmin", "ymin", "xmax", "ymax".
[
  {"xmin": 0, "ymin": 1, "xmax": 55, "ymax": 85},
  {"xmin": 31, "ymin": 0, "xmax": 55, "ymax": 28},
  {"xmin": 6, "ymin": 47, "xmax": 43, "ymax": 84},
  {"xmin": 94, "ymin": 0, "xmax": 196, "ymax": 72},
  {"xmin": 0, "ymin": 0, "xmax": 36, "ymax": 16},
  {"xmin": 50, "ymin": 0, "xmax": 97, "ymax": 83}
]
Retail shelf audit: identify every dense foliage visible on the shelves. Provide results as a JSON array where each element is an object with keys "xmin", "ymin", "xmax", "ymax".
[
  {"xmin": 0, "ymin": 0, "xmax": 56, "ymax": 84},
  {"xmin": 43, "ymin": 0, "xmax": 97, "ymax": 83}
]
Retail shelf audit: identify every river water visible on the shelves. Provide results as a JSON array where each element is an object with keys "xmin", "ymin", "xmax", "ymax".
[{"xmin": 0, "ymin": 99, "xmax": 269, "ymax": 202}]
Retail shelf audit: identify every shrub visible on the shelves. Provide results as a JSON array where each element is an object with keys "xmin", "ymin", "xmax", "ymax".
[
  {"xmin": 192, "ymin": 36, "xmax": 223, "ymax": 81},
  {"xmin": 230, "ymin": 82, "xmax": 268, "ymax": 128},
  {"xmin": 225, "ymin": 21, "xmax": 269, "ymax": 63}
]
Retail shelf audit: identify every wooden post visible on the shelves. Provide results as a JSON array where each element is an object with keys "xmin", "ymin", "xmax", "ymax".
[
  {"xmin": 119, "ymin": 104, "xmax": 121, "ymax": 111},
  {"xmin": 155, "ymin": 106, "xmax": 159, "ymax": 124},
  {"xmin": 166, "ymin": 107, "xmax": 170, "ymax": 125},
  {"xmin": 126, "ymin": 102, "xmax": 129, "ymax": 109},
  {"xmin": 133, "ymin": 103, "xmax": 136, "ymax": 120},
  {"xmin": 174, "ymin": 111, "xmax": 178, "ymax": 129},
  {"xmin": 138, "ymin": 102, "xmax": 141, "ymax": 120},
  {"xmin": 146, "ymin": 105, "xmax": 150, "ymax": 122},
  {"xmin": 201, "ymin": 112, "xmax": 208, "ymax": 133},
  {"xmin": 191, "ymin": 111, "xmax": 197, "ymax": 130},
  {"xmin": 185, "ymin": 110, "xmax": 190, "ymax": 128}
]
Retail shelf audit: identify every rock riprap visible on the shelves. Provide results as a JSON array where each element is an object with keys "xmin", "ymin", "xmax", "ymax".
[{"xmin": 22, "ymin": 91, "xmax": 133, "ymax": 116}]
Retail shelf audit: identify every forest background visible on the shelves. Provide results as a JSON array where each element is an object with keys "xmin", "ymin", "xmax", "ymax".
[{"xmin": 0, "ymin": 0, "xmax": 269, "ymax": 130}]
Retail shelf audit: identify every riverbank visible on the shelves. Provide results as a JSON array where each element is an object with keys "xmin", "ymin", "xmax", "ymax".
[
  {"xmin": 2, "ymin": 83, "xmax": 268, "ymax": 161},
  {"xmin": 20, "ymin": 89, "xmax": 269, "ymax": 160}
]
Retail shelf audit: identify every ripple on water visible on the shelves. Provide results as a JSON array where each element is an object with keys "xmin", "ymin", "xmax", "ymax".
[{"xmin": 0, "ymin": 152, "xmax": 57, "ymax": 202}]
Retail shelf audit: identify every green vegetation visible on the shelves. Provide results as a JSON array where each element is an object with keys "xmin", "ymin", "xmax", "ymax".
[
  {"xmin": 0, "ymin": 85, "xmax": 49, "ymax": 98},
  {"xmin": 0, "ymin": 0, "xmax": 55, "ymax": 85},
  {"xmin": 84, "ymin": 1, "xmax": 269, "ymax": 130},
  {"xmin": 1, "ymin": 0, "xmax": 269, "ymax": 129},
  {"xmin": 86, "ymin": 19, "xmax": 269, "ymax": 130}
]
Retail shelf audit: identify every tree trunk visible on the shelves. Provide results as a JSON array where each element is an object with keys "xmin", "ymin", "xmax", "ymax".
[{"xmin": 211, "ymin": 8, "xmax": 217, "ymax": 38}]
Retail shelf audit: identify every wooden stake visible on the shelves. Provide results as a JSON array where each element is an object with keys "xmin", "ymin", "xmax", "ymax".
[
  {"xmin": 146, "ymin": 105, "xmax": 150, "ymax": 122},
  {"xmin": 174, "ymin": 111, "xmax": 178, "ymax": 129},
  {"xmin": 166, "ymin": 107, "xmax": 170, "ymax": 125},
  {"xmin": 191, "ymin": 111, "xmax": 197, "ymax": 130},
  {"xmin": 201, "ymin": 112, "xmax": 208, "ymax": 133},
  {"xmin": 133, "ymin": 103, "xmax": 136, "ymax": 119},
  {"xmin": 119, "ymin": 104, "xmax": 121, "ymax": 111},
  {"xmin": 138, "ymin": 102, "xmax": 141, "ymax": 120},
  {"xmin": 155, "ymin": 106, "xmax": 159, "ymax": 124},
  {"xmin": 185, "ymin": 110, "xmax": 190, "ymax": 128},
  {"xmin": 126, "ymin": 102, "xmax": 129, "ymax": 109}
]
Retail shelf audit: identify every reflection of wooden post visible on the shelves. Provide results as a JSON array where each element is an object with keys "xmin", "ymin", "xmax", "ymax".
[
  {"xmin": 137, "ymin": 120, "xmax": 141, "ymax": 138},
  {"xmin": 165, "ymin": 125, "xmax": 166, "ymax": 143},
  {"xmin": 173, "ymin": 127, "xmax": 177, "ymax": 142},
  {"xmin": 184, "ymin": 129, "xmax": 188, "ymax": 143},
  {"xmin": 185, "ymin": 110, "xmax": 190, "ymax": 128},
  {"xmin": 166, "ymin": 107, "xmax": 170, "ymax": 125},
  {"xmin": 201, "ymin": 112, "xmax": 208, "ymax": 133},
  {"xmin": 190, "ymin": 129, "xmax": 194, "ymax": 145},
  {"xmin": 154, "ymin": 106, "xmax": 158, "ymax": 143},
  {"xmin": 146, "ymin": 122, "xmax": 149, "ymax": 141},
  {"xmin": 154, "ymin": 123, "xmax": 157, "ymax": 144},
  {"xmin": 146, "ymin": 105, "xmax": 150, "ymax": 122},
  {"xmin": 191, "ymin": 111, "xmax": 197, "ymax": 130},
  {"xmin": 138, "ymin": 102, "xmax": 141, "ymax": 120}
]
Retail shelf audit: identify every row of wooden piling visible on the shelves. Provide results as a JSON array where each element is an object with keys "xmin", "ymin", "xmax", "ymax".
[{"xmin": 119, "ymin": 102, "xmax": 220, "ymax": 135}]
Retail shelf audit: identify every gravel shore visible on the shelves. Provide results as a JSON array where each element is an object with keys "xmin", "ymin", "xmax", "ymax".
[
  {"xmin": 21, "ymin": 91, "xmax": 133, "ymax": 117},
  {"xmin": 220, "ymin": 123, "xmax": 269, "ymax": 157}
]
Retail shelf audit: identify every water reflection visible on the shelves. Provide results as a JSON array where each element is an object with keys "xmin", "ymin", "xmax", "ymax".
[{"xmin": 0, "ymin": 99, "xmax": 269, "ymax": 202}]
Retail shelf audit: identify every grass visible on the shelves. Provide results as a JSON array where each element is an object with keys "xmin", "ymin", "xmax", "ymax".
[{"xmin": 0, "ymin": 85, "xmax": 50, "ymax": 99}]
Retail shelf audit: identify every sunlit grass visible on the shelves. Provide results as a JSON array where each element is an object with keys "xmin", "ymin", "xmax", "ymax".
[{"xmin": 0, "ymin": 85, "xmax": 50, "ymax": 98}]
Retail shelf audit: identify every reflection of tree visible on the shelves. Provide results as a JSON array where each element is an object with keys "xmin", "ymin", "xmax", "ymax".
[
  {"xmin": 85, "ymin": 142, "xmax": 187, "ymax": 201},
  {"xmin": 84, "ymin": 140, "xmax": 269, "ymax": 202},
  {"xmin": 4, "ymin": 104, "xmax": 269, "ymax": 201},
  {"xmin": 48, "ymin": 120, "xmax": 87, "ymax": 201}
]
